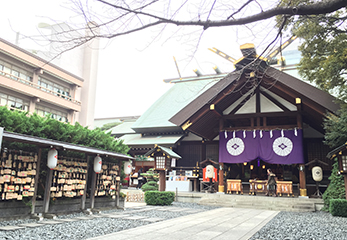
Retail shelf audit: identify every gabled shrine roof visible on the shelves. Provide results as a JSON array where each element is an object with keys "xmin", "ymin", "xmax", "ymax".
[
  {"xmin": 169, "ymin": 66, "xmax": 340, "ymax": 140},
  {"xmin": 131, "ymin": 75, "xmax": 223, "ymax": 133},
  {"xmin": 144, "ymin": 145, "xmax": 182, "ymax": 159}
]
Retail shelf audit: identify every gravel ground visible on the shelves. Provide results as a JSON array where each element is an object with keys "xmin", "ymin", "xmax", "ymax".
[
  {"xmin": 1, "ymin": 203, "xmax": 347, "ymax": 240},
  {"xmin": 0, "ymin": 202, "xmax": 219, "ymax": 240},
  {"xmin": 249, "ymin": 211, "xmax": 347, "ymax": 240}
]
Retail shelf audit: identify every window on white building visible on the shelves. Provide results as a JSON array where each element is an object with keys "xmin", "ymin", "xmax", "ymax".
[
  {"xmin": 0, "ymin": 92, "xmax": 29, "ymax": 111},
  {"xmin": 0, "ymin": 60, "xmax": 32, "ymax": 83},
  {"xmin": 36, "ymin": 105, "xmax": 68, "ymax": 122}
]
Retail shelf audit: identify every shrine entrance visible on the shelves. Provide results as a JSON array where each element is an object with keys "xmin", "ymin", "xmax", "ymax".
[{"xmin": 224, "ymin": 161, "xmax": 300, "ymax": 196}]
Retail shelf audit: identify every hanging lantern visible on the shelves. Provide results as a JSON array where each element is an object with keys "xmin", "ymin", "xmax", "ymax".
[
  {"xmin": 123, "ymin": 161, "xmax": 132, "ymax": 175},
  {"xmin": 94, "ymin": 155, "xmax": 102, "ymax": 173},
  {"xmin": 47, "ymin": 148, "xmax": 58, "ymax": 169}
]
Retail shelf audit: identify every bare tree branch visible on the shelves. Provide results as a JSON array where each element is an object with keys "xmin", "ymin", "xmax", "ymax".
[
  {"xmin": 227, "ymin": 0, "xmax": 255, "ymax": 20},
  {"xmin": 96, "ymin": 0, "xmax": 346, "ymax": 31}
]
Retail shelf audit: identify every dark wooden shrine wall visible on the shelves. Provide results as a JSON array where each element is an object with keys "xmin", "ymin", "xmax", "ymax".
[
  {"xmin": 304, "ymin": 138, "xmax": 332, "ymax": 171},
  {"xmin": 175, "ymin": 142, "xmax": 219, "ymax": 167}
]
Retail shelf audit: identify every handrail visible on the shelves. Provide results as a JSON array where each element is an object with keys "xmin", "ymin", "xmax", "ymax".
[{"xmin": 0, "ymin": 70, "xmax": 81, "ymax": 105}]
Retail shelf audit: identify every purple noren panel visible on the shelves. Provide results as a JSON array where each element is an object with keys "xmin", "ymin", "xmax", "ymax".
[{"xmin": 219, "ymin": 129, "xmax": 304, "ymax": 164}]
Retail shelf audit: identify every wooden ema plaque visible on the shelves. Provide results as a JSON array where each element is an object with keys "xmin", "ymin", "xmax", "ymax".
[
  {"xmin": 51, "ymin": 159, "xmax": 88, "ymax": 198},
  {"xmin": 227, "ymin": 179, "xmax": 243, "ymax": 194},
  {"xmin": 95, "ymin": 163, "xmax": 119, "ymax": 197},
  {"xmin": 0, "ymin": 150, "xmax": 37, "ymax": 201}
]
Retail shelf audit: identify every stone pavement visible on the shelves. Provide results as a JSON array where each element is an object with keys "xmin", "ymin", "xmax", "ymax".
[
  {"xmin": 0, "ymin": 200, "xmax": 278, "ymax": 240},
  {"xmin": 88, "ymin": 206, "xmax": 279, "ymax": 240}
]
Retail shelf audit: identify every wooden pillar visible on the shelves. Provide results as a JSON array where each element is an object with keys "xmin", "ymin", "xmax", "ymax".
[
  {"xmin": 81, "ymin": 154, "xmax": 89, "ymax": 210},
  {"xmin": 219, "ymin": 117, "xmax": 224, "ymax": 131},
  {"xmin": 344, "ymin": 175, "xmax": 347, "ymax": 200},
  {"xmin": 90, "ymin": 171, "xmax": 97, "ymax": 209},
  {"xmin": 116, "ymin": 159, "xmax": 121, "ymax": 207},
  {"xmin": 218, "ymin": 163, "xmax": 224, "ymax": 193},
  {"xmin": 159, "ymin": 170, "xmax": 166, "ymax": 191},
  {"xmin": 31, "ymin": 148, "xmax": 42, "ymax": 214},
  {"xmin": 296, "ymin": 98, "xmax": 307, "ymax": 196},
  {"xmin": 43, "ymin": 168, "xmax": 53, "ymax": 213},
  {"xmin": 202, "ymin": 141, "xmax": 206, "ymax": 161},
  {"xmin": 299, "ymin": 164, "xmax": 307, "ymax": 197}
]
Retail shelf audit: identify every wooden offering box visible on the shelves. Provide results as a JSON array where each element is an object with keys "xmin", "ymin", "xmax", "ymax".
[
  {"xmin": 276, "ymin": 181, "xmax": 293, "ymax": 197},
  {"xmin": 249, "ymin": 180, "xmax": 267, "ymax": 195},
  {"xmin": 227, "ymin": 179, "xmax": 243, "ymax": 194}
]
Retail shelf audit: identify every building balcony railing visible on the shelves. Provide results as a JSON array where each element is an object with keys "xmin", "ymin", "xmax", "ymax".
[{"xmin": 0, "ymin": 70, "xmax": 81, "ymax": 105}]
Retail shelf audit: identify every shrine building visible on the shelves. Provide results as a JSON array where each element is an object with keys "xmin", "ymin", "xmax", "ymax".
[{"xmin": 119, "ymin": 43, "xmax": 340, "ymax": 197}]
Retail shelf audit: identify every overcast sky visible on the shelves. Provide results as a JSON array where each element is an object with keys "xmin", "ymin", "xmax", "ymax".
[{"xmin": 0, "ymin": 0, "xmax": 290, "ymax": 119}]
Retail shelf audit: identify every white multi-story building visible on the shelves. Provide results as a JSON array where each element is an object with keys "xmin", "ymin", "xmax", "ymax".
[
  {"xmin": 0, "ymin": 37, "xmax": 83, "ymax": 123},
  {"xmin": 0, "ymin": 22, "xmax": 99, "ymax": 127}
]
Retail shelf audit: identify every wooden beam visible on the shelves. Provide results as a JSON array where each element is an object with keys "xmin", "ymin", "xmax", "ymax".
[
  {"xmin": 31, "ymin": 148, "xmax": 42, "ymax": 214},
  {"xmin": 224, "ymin": 124, "xmax": 298, "ymax": 131},
  {"xmin": 256, "ymin": 86, "xmax": 261, "ymax": 113},
  {"xmin": 296, "ymin": 98, "xmax": 303, "ymax": 129},
  {"xmin": 43, "ymin": 168, "xmax": 53, "ymax": 213},
  {"xmin": 219, "ymin": 163, "xmax": 224, "ymax": 193},
  {"xmin": 90, "ymin": 170, "xmax": 97, "ymax": 209},
  {"xmin": 251, "ymin": 118, "xmax": 255, "ymax": 127},
  {"xmin": 116, "ymin": 159, "xmax": 120, "ymax": 207},
  {"xmin": 299, "ymin": 164, "xmax": 307, "ymax": 197},
  {"xmin": 182, "ymin": 105, "xmax": 209, "ymax": 130},
  {"xmin": 263, "ymin": 80, "xmax": 327, "ymax": 116},
  {"xmin": 81, "ymin": 154, "xmax": 89, "ymax": 210},
  {"xmin": 210, "ymin": 104, "xmax": 223, "ymax": 117},
  {"xmin": 263, "ymin": 116, "xmax": 267, "ymax": 127},
  {"xmin": 172, "ymin": 74, "xmax": 247, "ymax": 127},
  {"xmin": 210, "ymin": 75, "xmax": 248, "ymax": 106},
  {"xmin": 219, "ymin": 117, "xmax": 224, "ymax": 131},
  {"xmin": 261, "ymin": 90, "xmax": 291, "ymax": 112},
  {"xmin": 223, "ymin": 111, "xmax": 298, "ymax": 120},
  {"xmin": 159, "ymin": 170, "xmax": 166, "ymax": 191},
  {"xmin": 229, "ymin": 92, "xmax": 253, "ymax": 115}
]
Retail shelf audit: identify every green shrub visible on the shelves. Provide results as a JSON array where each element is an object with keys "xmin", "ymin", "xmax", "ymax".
[
  {"xmin": 322, "ymin": 159, "xmax": 346, "ymax": 210},
  {"xmin": 141, "ymin": 181, "xmax": 158, "ymax": 192},
  {"xmin": 141, "ymin": 168, "xmax": 159, "ymax": 191},
  {"xmin": 145, "ymin": 191, "xmax": 175, "ymax": 206},
  {"xmin": 329, "ymin": 199, "xmax": 347, "ymax": 217},
  {"xmin": 119, "ymin": 192, "xmax": 127, "ymax": 198}
]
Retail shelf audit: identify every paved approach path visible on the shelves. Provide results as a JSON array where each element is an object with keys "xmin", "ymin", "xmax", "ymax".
[{"xmin": 88, "ymin": 207, "xmax": 279, "ymax": 240}]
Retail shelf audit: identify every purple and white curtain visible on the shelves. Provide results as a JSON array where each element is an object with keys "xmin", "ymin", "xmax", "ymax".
[{"xmin": 219, "ymin": 129, "xmax": 304, "ymax": 164}]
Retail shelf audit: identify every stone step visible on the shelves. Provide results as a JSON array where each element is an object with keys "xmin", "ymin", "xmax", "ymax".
[{"xmin": 198, "ymin": 195, "xmax": 316, "ymax": 212}]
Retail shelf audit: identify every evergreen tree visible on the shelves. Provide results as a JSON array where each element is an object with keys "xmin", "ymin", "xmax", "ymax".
[
  {"xmin": 322, "ymin": 159, "xmax": 346, "ymax": 210},
  {"xmin": 141, "ymin": 168, "xmax": 159, "ymax": 191}
]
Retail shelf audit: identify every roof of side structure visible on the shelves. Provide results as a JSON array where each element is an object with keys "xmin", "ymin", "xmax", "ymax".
[{"xmin": 131, "ymin": 75, "xmax": 223, "ymax": 133}]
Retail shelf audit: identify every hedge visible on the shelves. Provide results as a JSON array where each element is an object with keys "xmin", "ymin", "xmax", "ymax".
[
  {"xmin": 144, "ymin": 191, "xmax": 175, "ymax": 206},
  {"xmin": 329, "ymin": 199, "xmax": 347, "ymax": 217}
]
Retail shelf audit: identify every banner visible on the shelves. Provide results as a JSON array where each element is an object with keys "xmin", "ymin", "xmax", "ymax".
[{"xmin": 219, "ymin": 129, "xmax": 304, "ymax": 164}]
